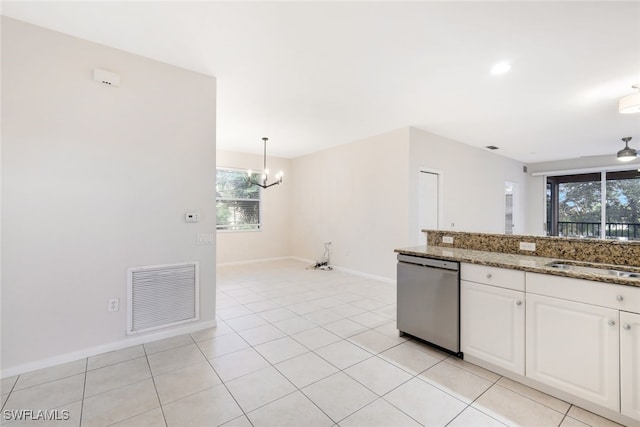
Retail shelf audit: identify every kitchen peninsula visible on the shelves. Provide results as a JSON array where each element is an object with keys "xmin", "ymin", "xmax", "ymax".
[{"xmin": 395, "ymin": 230, "xmax": 640, "ymax": 426}]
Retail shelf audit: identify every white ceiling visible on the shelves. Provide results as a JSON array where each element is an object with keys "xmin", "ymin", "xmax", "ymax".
[{"xmin": 2, "ymin": 1, "xmax": 640, "ymax": 162}]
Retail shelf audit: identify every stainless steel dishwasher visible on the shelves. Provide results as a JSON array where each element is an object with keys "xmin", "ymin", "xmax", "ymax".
[{"xmin": 396, "ymin": 254, "xmax": 462, "ymax": 357}]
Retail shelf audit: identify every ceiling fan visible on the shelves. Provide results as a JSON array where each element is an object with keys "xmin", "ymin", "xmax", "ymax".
[{"xmin": 579, "ymin": 137, "xmax": 638, "ymax": 162}]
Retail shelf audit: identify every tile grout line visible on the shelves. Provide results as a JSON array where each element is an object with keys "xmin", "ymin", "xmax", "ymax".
[
  {"xmin": 456, "ymin": 372, "xmax": 509, "ymax": 427},
  {"xmin": 216, "ymin": 294, "xmax": 401, "ymax": 426},
  {"xmin": 194, "ymin": 334, "xmax": 257, "ymax": 427},
  {"xmin": 240, "ymin": 291, "xmax": 397, "ymax": 393},
  {"xmin": 557, "ymin": 412, "xmax": 569, "ymax": 427},
  {"xmin": 78, "ymin": 358, "xmax": 88, "ymax": 427},
  {"xmin": 1, "ymin": 375, "xmax": 19, "ymax": 412},
  {"xmin": 143, "ymin": 343, "xmax": 169, "ymax": 427},
  {"xmin": 380, "ymin": 356, "xmax": 470, "ymax": 427},
  {"xmin": 490, "ymin": 382, "xmax": 570, "ymax": 419},
  {"xmin": 6, "ymin": 365, "xmax": 86, "ymax": 394},
  {"xmin": 289, "ymin": 326, "xmax": 411, "ymax": 424},
  {"xmin": 235, "ymin": 314, "xmax": 343, "ymax": 426}
]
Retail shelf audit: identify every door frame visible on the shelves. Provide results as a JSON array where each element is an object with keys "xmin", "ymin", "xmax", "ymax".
[
  {"xmin": 418, "ymin": 168, "xmax": 443, "ymax": 244},
  {"xmin": 505, "ymin": 181, "xmax": 520, "ymax": 235}
]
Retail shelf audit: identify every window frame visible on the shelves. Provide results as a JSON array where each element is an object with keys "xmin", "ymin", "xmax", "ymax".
[
  {"xmin": 216, "ymin": 167, "xmax": 262, "ymax": 232},
  {"xmin": 544, "ymin": 168, "xmax": 640, "ymax": 240}
]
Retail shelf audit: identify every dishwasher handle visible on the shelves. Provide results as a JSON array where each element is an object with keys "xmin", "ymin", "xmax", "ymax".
[{"xmin": 397, "ymin": 254, "xmax": 459, "ymax": 271}]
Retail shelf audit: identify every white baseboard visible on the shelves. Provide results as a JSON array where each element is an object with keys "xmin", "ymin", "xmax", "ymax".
[
  {"xmin": 1, "ymin": 319, "xmax": 217, "ymax": 378},
  {"xmin": 216, "ymin": 256, "xmax": 293, "ymax": 267},
  {"xmin": 220, "ymin": 256, "xmax": 396, "ymax": 285},
  {"xmin": 330, "ymin": 265, "xmax": 395, "ymax": 285},
  {"xmin": 288, "ymin": 256, "xmax": 315, "ymax": 265}
]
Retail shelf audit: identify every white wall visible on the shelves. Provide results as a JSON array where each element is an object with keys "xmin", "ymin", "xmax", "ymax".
[
  {"xmin": 409, "ymin": 127, "xmax": 529, "ymax": 238},
  {"xmin": 216, "ymin": 151, "xmax": 291, "ymax": 264},
  {"xmin": 288, "ymin": 126, "xmax": 530, "ymax": 280},
  {"xmin": 1, "ymin": 18, "xmax": 217, "ymax": 374},
  {"xmin": 290, "ymin": 128, "xmax": 410, "ymax": 279}
]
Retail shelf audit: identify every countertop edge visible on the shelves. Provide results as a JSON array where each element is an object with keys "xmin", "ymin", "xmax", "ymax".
[{"xmin": 394, "ymin": 246, "xmax": 640, "ymax": 288}]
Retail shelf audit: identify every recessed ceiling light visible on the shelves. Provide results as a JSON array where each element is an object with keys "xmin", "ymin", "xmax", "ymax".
[{"xmin": 491, "ymin": 62, "xmax": 511, "ymax": 75}]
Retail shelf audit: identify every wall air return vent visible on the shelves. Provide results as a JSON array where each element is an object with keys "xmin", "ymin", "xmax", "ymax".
[{"xmin": 127, "ymin": 262, "xmax": 199, "ymax": 335}]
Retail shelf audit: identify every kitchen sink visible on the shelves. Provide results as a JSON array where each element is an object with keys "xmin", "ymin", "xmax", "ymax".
[{"xmin": 545, "ymin": 261, "xmax": 640, "ymax": 279}]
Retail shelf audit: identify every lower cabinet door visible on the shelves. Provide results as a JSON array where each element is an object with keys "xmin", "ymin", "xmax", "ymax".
[
  {"xmin": 461, "ymin": 280, "xmax": 525, "ymax": 375},
  {"xmin": 621, "ymin": 311, "xmax": 640, "ymax": 422},
  {"xmin": 526, "ymin": 293, "xmax": 619, "ymax": 411}
]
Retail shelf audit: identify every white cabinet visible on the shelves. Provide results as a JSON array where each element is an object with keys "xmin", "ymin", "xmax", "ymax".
[
  {"xmin": 460, "ymin": 264, "xmax": 525, "ymax": 375},
  {"xmin": 458, "ymin": 265, "xmax": 640, "ymax": 423},
  {"xmin": 526, "ymin": 293, "xmax": 620, "ymax": 411},
  {"xmin": 461, "ymin": 280, "xmax": 525, "ymax": 374},
  {"xmin": 621, "ymin": 311, "xmax": 640, "ymax": 421}
]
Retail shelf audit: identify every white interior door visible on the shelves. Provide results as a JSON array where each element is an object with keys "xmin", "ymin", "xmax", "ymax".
[{"xmin": 419, "ymin": 171, "xmax": 439, "ymax": 245}]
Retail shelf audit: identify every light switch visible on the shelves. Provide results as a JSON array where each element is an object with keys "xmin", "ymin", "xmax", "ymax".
[{"xmin": 197, "ymin": 233, "xmax": 214, "ymax": 245}]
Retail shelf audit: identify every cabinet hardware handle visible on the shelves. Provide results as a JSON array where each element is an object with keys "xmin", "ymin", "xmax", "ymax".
[
  {"xmin": 623, "ymin": 324, "xmax": 631, "ymax": 330},
  {"xmin": 616, "ymin": 295, "xmax": 624, "ymax": 302},
  {"xmin": 515, "ymin": 300, "xmax": 522, "ymax": 306},
  {"xmin": 608, "ymin": 320, "xmax": 616, "ymax": 326},
  {"xmin": 486, "ymin": 273, "xmax": 492, "ymax": 279}
]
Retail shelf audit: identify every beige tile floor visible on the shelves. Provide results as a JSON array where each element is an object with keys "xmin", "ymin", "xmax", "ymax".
[{"xmin": 0, "ymin": 259, "xmax": 625, "ymax": 427}]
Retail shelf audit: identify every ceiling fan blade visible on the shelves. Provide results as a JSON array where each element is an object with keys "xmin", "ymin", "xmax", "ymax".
[{"xmin": 579, "ymin": 154, "xmax": 613, "ymax": 158}]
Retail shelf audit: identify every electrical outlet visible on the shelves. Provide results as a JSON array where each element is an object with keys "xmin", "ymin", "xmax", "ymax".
[
  {"xmin": 185, "ymin": 212, "xmax": 200, "ymax": 223},
  {"xmin": 442, "ymin": 236, "xmax": 454, "ymax": 244},
  {"xmin": 108, "ymin": 298, "xmax": 119, "ymax": 312},
  {"xmin": 519, "ymin": 242, "xmax": 536, "ymax": 251}
]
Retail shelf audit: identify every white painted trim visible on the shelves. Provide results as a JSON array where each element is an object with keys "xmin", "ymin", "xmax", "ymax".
[
  {"xmin": 330, "ymin": 265, "xmax": 395, "ymax": 285},
  {"xmin": 288, "ymin": 256, "xmax": 316, "ymax": 265},
  {"xmin": 1, "ymin": 320, "xmax": 217, "ymax": 378},
  {"xmin": 418, "ymin": 167, "xmax": 443, "ymax": 242},
  {"xmin": 287, "ymin": 257, "xmax": 395, "ymax": 284},
  {"xmin": 504, "ymin": 181, "xmax": 519, "ymax": 235},
  {"xmin": 600, "ymin": 171, "xmax": 607, "ymax": 240},
  {"xmin": 218, "ymin": 256, "xmax": 395, "ymax": 285},
  {"xmin": 531, "ymin": 163, "xmax": 640, "ymax": 177},
  {"xmin": 419, "ymin": 167, "xmax": 443, "ymax": 229},
  {"xmin": 216, "ymin": 256, "xmax": 293, "ymax": 267}
]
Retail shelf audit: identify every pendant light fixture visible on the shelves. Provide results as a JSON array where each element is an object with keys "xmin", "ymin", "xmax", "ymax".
[
  {"xmin": 619, "ymin": 84, "xmax": 640, "ymax": 114},
  {"xmin": 617, "ymin": 137, "xmax": 638, "ymax": 162},
  {"xmin": 247, "ymin": 137, "xmax": 283, "ymax": 189}
]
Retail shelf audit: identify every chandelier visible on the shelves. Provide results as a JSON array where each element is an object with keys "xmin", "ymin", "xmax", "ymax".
[{"xmin": 247, "ymin": 137, "xmax": 283, "ymax": 189}]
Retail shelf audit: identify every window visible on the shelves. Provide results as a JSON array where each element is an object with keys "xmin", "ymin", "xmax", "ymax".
[
  {"xmin": 606, "ymin": 170, "xmax": 640, "ymax": 240},
  {"xmin": 546, "ymin": 170, "xmax": 640, "ymax": 240},
  {"xmin": 216, "ymin": 168, "xmax": 261, "ymax": 231}
]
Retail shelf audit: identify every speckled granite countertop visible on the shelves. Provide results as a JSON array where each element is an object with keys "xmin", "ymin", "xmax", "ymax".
[{"xmin": 395, "ymin": 245, "xmax": 640, "ymax": 288}]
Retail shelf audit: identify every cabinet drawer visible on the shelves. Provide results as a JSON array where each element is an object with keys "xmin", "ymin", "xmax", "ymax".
[
  {"xmin": 527, "ymin": 272, "xmax": 640, "ymax": 313},
  {"xmin": 461, "ymin": 263, "xmax": 525, "ymax": 291}
]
